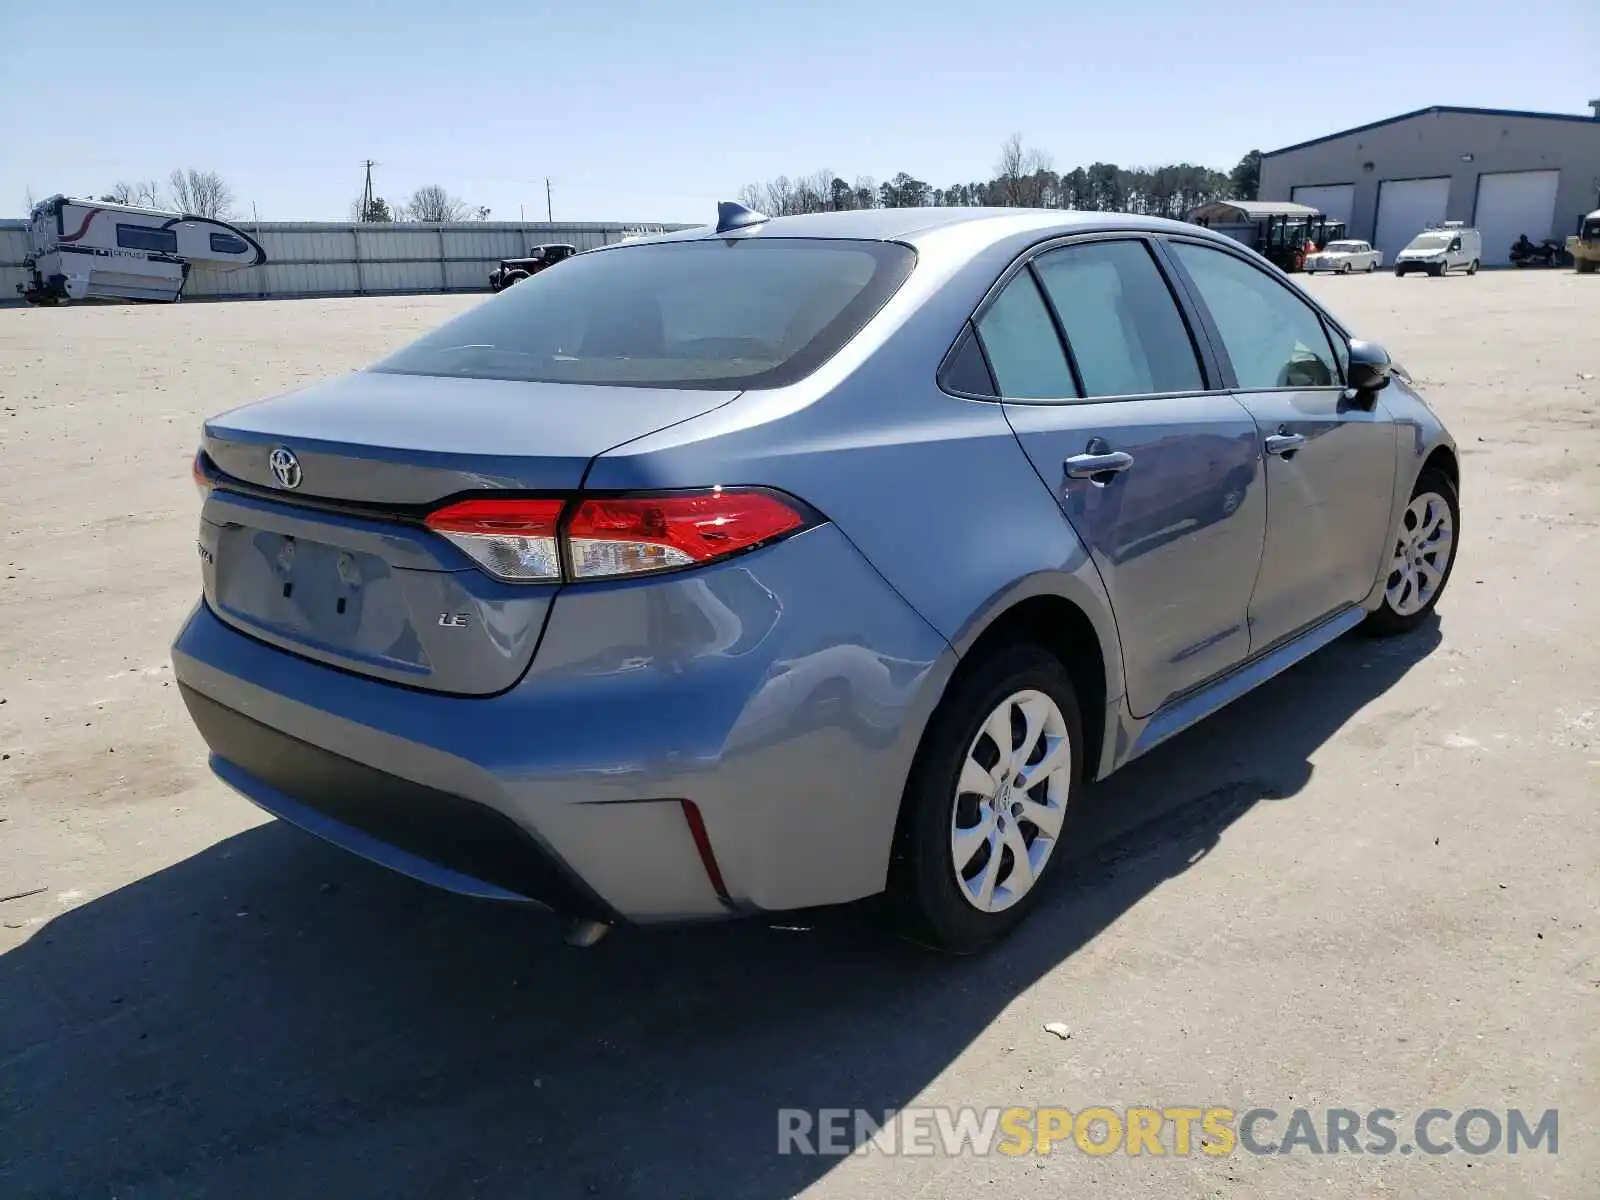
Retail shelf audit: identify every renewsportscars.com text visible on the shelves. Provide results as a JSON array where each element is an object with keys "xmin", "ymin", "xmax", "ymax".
[{"xmin": 777, "ymin": 1105, "xmax": 1559, "ymax": 1158}]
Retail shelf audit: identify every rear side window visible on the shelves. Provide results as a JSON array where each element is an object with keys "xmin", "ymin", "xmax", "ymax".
[
  {"xmin": 1032, "ymin": 240, "xmax": 1204, "ymax": 397},
  {"xmin": 209, "ymin": 232, "xmax": 249, "ymax": 254},
  {"xmin": 116, "ymin": 223, "xmax": 177, "ymax": 254},
  {"xmin": 1168, "ymin": 242, "xmax": 1340, "ymax": 390},
  {"xmin": 974, "ymin": 272, "xmax": 1076, "ymax": 399},
  {"xmin": 374, "ymin": 238, "xmax": 915, "ymax": 389}
]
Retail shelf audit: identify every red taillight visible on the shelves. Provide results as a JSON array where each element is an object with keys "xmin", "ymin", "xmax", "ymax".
[
  {"xmin": 422, "ymin": 489, "xmax": 812, "ymax": 583},
  {"xmin": 566, "ymin": 489, "xmax": 808, "ymax": 579},
  {"xmin": 192, "ymin": 451, "xmax": 212, "ymax": 499},
  {"xmin": 424, "ymin": 497, "xmax": 565, "ymax": 581}
]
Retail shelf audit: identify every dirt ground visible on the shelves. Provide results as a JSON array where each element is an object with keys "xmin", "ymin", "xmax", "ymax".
[{"xmin": 1, "ymin": 273, "xmax": 1596, "ymax": 1199}]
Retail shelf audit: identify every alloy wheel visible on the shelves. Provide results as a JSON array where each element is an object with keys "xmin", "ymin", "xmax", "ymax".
[
  {"xmin": 1386, "ymin": 491, "xmax": 1455, "ymax": 616},
  {"xmin": 950, "ymin": 689, "xmax": 1071, "ymax": 913}
]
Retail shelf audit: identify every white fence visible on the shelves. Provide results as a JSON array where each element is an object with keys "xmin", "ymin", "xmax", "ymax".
[{"xmin": 0, "ymin": 218, "xmax": 694, "ymax": 303}]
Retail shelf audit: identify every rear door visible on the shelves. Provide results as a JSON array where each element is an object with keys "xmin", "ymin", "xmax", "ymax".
[
  {"xmin": 1162, "ymin": 239, "xmax": 1397, "ymax": 651},
  {"xmin": 980, "ymin": 236, "xmax": 1266, "ymax": 718}
]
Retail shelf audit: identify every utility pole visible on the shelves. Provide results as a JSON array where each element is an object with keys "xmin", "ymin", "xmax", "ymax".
[
  {"xmin": 546, "ymin": 177, "xmax": 553, "ymax": 222},
  {"xmin": 360, "ymin": 159, "xmax": 377, "ymax": 221}
]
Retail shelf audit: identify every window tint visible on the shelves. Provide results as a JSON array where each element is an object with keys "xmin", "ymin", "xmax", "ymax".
[
  {"xmin": 1032, "ymin": 240, "xmax": 1204, "ymax": 397},
  {"xmin": 941, "ymin": 325, "xmax": 996, "ymax": 396},
  {"xmin": 974, "ymin": 272, "xmax": 1076, "ymax": 399},
  {"xmin": 375, "ymin": 238, "xmax": 914, "ymax": 389},
  {"xmin": 116, "ymin": 223, "xmax": 177, "ymax": 254},
  {"xmin": 209, "ymin": 232, "xmax": 249, "ymax": 254},
  {"xmin": 1168, "ymin": 242, "xmax": 1339, "ymax": 390}
]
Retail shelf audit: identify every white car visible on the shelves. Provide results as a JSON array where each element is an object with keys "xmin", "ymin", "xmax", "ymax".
[{"xmin": 1304, "ymin": 240, "xmax": 1382, "ymax": 274}]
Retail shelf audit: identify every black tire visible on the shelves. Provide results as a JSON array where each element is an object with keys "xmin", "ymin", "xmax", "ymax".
[
  {"xmin": 1362, "ymin": 468, "xmax": 1459, "ymax": 638},
  {"xmin": 1430, "ymin": 263, "xmax": 1445, "ymax": 277},
  {"xmin": 889, "ymin": 643, "xmax": 1084, "ymax": 954},
  {"xmin": 1394, "ymin": 267, "xmax": 1406, "ymax": 277},
  {"xmin": 1577, "ymin": 259, "xmax": 1597, "ymax": 275},
  {"xmin": 1367, "ymin": 260, "xmax": 1377, "ymax": 272},
  {"xmin": 1341, "ymin": 263, "xmax": 1352, "ymax": 274},
  {"xmin": 502, "ymin": 269, "xmax": 530, "ymax": 287},
  {"xmin": 1466, "ymin": 259, "xmax": 1479, "ymax": 276}
]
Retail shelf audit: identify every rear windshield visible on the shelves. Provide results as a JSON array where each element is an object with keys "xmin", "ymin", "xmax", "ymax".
[{"xmin": 374, "ymin": 238, "xmax": 916, "ymax": 389}]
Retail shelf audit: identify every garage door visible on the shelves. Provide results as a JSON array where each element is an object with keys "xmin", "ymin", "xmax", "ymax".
[
  {"xmin": 1374, "ymin": 177, "xmax": 1451, "ymax": 263},
  {"xmin": 1291, "ymin": 184, "xmax": 1355, "ymax": 228},
  {"xmin": 1474, "ymin": 170, "xmax": 1561, "ymax": 266}
]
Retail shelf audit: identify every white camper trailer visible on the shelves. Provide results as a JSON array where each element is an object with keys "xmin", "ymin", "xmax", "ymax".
[{"xmin": 17, "ymin": 195, "xmax": 266, "ymax": 305}]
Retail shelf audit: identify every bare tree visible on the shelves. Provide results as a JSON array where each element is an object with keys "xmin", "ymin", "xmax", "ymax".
[
  {"xmin": 736, "ymin": 170, "xmax": 843, "ymax": 217},
  {"xmin": 403, "ymin": 184, "xmax": 468, "ymax": 222},
  {"xmin": 168, "ymin": 169, "xmax": 235, "ymax": 218},
  {"xmin": 102, "ymin": 179, "xmax": 165, "ymax": 207},
  {"xmin": 994, "ymin": 134, "xmax": 1053, "ymax": 208}
]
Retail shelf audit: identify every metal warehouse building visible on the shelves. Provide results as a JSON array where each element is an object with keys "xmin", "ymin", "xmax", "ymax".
[{"xmin": 1259, "ymin": 102, "xmax": 1600, "ymax": 267}]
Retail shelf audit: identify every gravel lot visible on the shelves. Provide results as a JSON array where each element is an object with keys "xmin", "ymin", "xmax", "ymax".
[{"xmin": 1, "ymin": 273, "xmax": 1596, "ymax": 1199}]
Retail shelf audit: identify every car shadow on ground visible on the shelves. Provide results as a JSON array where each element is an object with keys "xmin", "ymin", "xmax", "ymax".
[{"xmin": 0, "ymin": 622, "xmax": 1440, "ymax": 1200}]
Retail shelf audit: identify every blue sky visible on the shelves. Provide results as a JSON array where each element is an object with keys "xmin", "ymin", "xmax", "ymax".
[{"xmin": 1, "ymin": 0, "xmax": 1592, "ymax": 224}]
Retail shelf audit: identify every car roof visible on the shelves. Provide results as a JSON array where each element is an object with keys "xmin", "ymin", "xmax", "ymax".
[{"xmin": 612, "ymin": 206, "xmax": 1228, "ymax": 249}]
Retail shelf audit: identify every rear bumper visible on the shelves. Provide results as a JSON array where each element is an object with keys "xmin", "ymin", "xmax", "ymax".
[
  {"xmin": 172, "ymin": 523, "xmax": 956, "ymax": 923},
  {"xmin": 182, "ymin": 683, "xmax": 617, "ymax": 916}
]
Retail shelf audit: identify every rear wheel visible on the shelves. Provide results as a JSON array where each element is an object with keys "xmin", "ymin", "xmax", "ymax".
[
  {"xmin": 1467, "ymin": 259, "xmax": 1479, "ymax": 276},
  {"xmin": 1362, "ymin": 469, "xmax": 1459, "ymax": 637},
  {"xmin": 1367, "ymin": 260, "xmax": 1377, "ymax": 272},
  {"xmin": 890, "ymin": 644, "xmax": 1082, "ymax": 954},
  {"xmin": 1578, "ymin": 259, "xmax": 1598, "ymax": 275}
]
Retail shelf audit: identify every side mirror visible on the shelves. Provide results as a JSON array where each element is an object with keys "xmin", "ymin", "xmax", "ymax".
[{"xmin": 1347, "ymin": 339, "xmax": 1393, "ymax": 394}]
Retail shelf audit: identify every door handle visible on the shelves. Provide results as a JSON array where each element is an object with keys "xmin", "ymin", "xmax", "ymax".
[
  {"xmin": 1064, "ymin": 450, "xmax": 1134, "ymax": 480},
  {"xmin": 1264, "ymin": 433, "xmax": 1305, "ymax": 457}
]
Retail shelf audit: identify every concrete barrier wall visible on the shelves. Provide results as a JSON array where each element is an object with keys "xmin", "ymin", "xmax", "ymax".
[{"xmin": 0, "ymin": 218, "xmax": 693, "ymax": 303}]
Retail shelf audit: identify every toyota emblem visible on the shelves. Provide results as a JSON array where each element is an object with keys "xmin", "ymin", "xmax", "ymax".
[{"xmin": 268, "ymin": 446, "xmax": 303, "ymax": 490}]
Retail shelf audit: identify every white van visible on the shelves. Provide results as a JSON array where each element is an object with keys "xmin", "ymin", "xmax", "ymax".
[{"xmin": 1394, "ymin": 221, "xmax": 1482, "ymax": 277}]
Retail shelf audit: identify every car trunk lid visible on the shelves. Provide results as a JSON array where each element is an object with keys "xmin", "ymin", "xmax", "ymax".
[{"xmin": 198, "ymin": 370, "xmax": 739, "ymax": 694}]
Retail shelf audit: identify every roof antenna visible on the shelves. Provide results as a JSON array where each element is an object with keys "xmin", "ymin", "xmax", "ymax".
[{"xmin": 716, "ymin": 200, "xmax": 768, "ymax": 234}]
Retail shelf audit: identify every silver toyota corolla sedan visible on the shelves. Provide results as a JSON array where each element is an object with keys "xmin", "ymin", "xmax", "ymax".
[{"xmin": 173, "ymin": 204, "xmax": 1459, "ymax": 953}]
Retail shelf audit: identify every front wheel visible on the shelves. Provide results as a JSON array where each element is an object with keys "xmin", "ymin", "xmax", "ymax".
[
  {"xmin": 1341, "ymin": 262, "xmax": 1352, "ymax": 274},
  {"xmin": 1362, "ymin": 469, "xmax": 1459, "ymax": 637},
  {"xmin": 890, "ymin": 644, "xmax": 1083, "ymax": 954}
]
